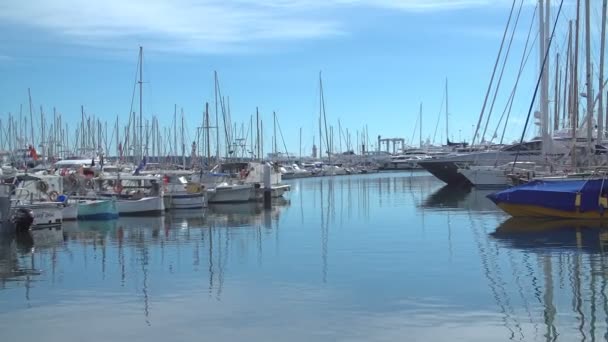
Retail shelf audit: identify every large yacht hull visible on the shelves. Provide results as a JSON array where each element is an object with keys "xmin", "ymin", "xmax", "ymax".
[{"xmin": 418, "ymin": 160, "xmax": 472, "ymax": 185}]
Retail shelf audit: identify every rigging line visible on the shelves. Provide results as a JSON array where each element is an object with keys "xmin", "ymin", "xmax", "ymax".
[
  {"xmin": 275, "ymin": 114, "xmax": 290, "ymax": 159},
  {"xmin": 512, "ymin": 0, "xmax": 566, "ymax": 172},
  {"xmin": 432, "ymin": 88, "xmax": 446, "ymax": 145},
  {"xmin": 495, "ymin": 6, "xmax": 539, "ymax": 144},
  {"xmin": 472, "ymin": 0, "xmax": 518, "ymax": 146},
  {"xmin": 124, "ymin": 53, "xmax": 140, "ymax": 150},
  {"xmin": 481, "ymin": 0, "xmax": 526, "ymax": 143}
]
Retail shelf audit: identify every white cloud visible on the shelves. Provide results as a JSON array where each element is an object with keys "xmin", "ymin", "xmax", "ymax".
[{"xmin": 0, "ymin": 0, "xmax": 512, "ymax": 54}]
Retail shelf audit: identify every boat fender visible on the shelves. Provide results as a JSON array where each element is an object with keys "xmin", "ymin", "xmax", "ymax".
[
  {"xmin": 575, "ymin": 193, "xmax": 581, "ymax": 208},
  {"xmin": 48, "ymin": 190, "xmax": 59, "ymax": 202}
]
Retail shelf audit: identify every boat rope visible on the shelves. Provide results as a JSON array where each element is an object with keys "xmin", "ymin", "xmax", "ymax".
[
  {"xmin": 495, "ymin": 6, "xmax": 539, "ymax": 146},
  {"xmin": 480, "ymin": 0, "xmax": 525, "ymax": 143},
  {"xmin": 432, "ymin": 90, "xmax": 446, "ymax": 145},
  {"xmin": 471, "ymin": 0, "xmax": 517, "ymax": 147},
  {"xmin": 512, "ymin": 0, "xmax": 566, "ymax": 173}
]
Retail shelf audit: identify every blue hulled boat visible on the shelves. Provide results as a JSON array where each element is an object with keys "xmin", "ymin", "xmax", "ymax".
[{"xmin": 487, "ymin": 178, "xmax": 608, "ymax": 219}]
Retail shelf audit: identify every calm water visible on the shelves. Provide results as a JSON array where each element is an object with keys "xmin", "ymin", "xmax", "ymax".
[{"xmin": 1, "ymin": 172, "xmax": 608, "ymax": 341}]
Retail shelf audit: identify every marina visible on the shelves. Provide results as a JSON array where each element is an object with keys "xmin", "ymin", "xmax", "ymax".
[{"xmin": 3, "ymin": 0, "xmax": 608, "ymax": 340}]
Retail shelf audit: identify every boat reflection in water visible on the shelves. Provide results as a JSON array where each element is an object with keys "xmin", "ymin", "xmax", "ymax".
[
  {"xmin": 421, "ymin": 185, "xmax": 499, "ymax": 213},
  {"xmin": 0, "ymin": 226, "xmax": 64, "ymax": 291},
  {"xmin": 487, "ymin": 218, "xmax": 608, "ymax": 341},
  {"xmin": 165, "ymin": 198, "xmax": 290, "ymax": 229}
]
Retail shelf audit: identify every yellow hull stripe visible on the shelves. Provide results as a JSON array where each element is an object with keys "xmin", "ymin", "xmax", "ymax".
[{"xmin": 497, "ymin": 203, "xmax": 608, "ymax": 220}]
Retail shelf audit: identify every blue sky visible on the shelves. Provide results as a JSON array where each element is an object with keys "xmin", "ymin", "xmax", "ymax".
[{"xmin": 0, "ymin": 0, "xmax": 595, "ymax": 156}]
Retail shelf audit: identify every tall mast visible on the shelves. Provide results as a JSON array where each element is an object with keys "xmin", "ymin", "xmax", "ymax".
[
  {"xmin": 181, "ymin": 108, "xmax": 185, "ymax": 168},
  {"xmin": 319, "ymin": 72, "xmax": 323, "ymax": 161},
  {"xmin": 138, "ymin": 46, "xmax": 143, "ymax": 161},
  {"xmin": 115, "ymin": 115, "xmax": 119, "ymax": 159},
  {"xmin": 419, "ymin": 102, "xmax": 423, "ymax": 148},
  {"xmin": 539, "ymin": 0, "xmax": 549, "ymax": 156},
  {"xmin": 256, "ymin": 107, "xmax": 260, "ymax": 160},
  {"xmin": 206, "ymin": 102, "xmax": 211, "ymax": 169},
  {"xmin": 273, "ymin": 111, "xmax": 277, "ymax": 157},
  {"xmin": 40, "ymin": 106, "xmax": 45, "ymax": 162},
  {"xmin": 554, "ymin": 53, "xmax": 560, "ymax": 131},
  {"xmin": 584, "ymin": 0, "xmax": 593, "ymax": 156},
  {"xmin": 174, "ymin": 104, "xmax": 177, "ymax": 164},
  {"xmin": 562, "ymin": 22, "xmax": 571, "ymax": 130},
  {"xmin": 573, "ymin": 0, "xmax": 581, "ymax": 168},
  {"xmin": 445, "ymin": 78, "xmax": 449, "ymax": 143},
  {"xmin": 299, "ymin": 126, "xmax": 302, "ymax": 160},
  {"xmin": 81, "ymin": 106, "xmax": 85, "ymax": 152},
  {"xmin": 28, "ymin": 88, "xmax": 33, "ymax": 147},
  {"xmin": 214, "ymin": 71, "xmax": 220, "ymax": 162},
  {"xmin": 599, "ymin": 0, "xmax": 607, "ymax": 143}
]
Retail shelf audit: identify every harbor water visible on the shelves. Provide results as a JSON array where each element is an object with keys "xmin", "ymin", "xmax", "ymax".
[{"xmin": 1, "ymin": 171, "xmax": 607, "ymax": 341}]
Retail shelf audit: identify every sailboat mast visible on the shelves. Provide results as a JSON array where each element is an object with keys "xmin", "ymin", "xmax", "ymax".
[
  {"xmin": 318, "ymin": 73, "xmax": 323, "ymax": 161},
  {"xmin": 214, "ymin": 71, "xmax": 220, "ymax": 162},
  {"xmin": 554, "ymin": 53, "xmax": 560, "ymax": 131},
  {"xmin": 445, "ymin": 78, "xmax": 449, "ymax": 143},
  {"xmin": 256, "ymin": 107, "xmax": 260, "ymax": 160},
  {"xmin": 419, "ymin": 102, "xmax": 423, "ymax": 148},
  {"xmin": 174, "ymin": 104, "xmax": 177, "ymax": 164},
  {"xmin": 572, "ymin": 0, "xmax": 581, "ymax": 168},
  {"xmin": 28, "ymin": 88, "xmax": 33, "ymax": 147},
  {"xmin": 273, "ymin": 111, "xmax": 277, "ymax": 157},
  {"xmin": 181, "ymin": 108, "xmax": 185, "ymax": 168},
  {"xmin": 206, "ymin": 102, "xmax": 211, "ymax": 168},
  {"xmin": 599, "ymin": 0, "xmax": 607, "ymax": 143},
  {"xmin": 584, "ymin": 0, "xmax": 593, "ymax": 156},
  {"xmin": 138, "ymin": 46, "xmax": 143, "ymax": 160}
]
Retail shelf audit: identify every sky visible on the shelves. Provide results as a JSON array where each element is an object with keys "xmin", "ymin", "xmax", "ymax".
[{"xmin": 0, "ymin": 0, "xmax": 601, "ymax": 157}]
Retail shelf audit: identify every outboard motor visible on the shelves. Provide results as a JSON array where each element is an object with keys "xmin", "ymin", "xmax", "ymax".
[{"xmin": 12, "ymin": 208, "xmax": 34, "ymax": 233}]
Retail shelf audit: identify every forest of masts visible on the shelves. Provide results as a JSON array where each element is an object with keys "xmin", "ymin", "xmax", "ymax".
[{"xmin": 0, "ymin": 66, "xmax": 372, "ymax": 167}]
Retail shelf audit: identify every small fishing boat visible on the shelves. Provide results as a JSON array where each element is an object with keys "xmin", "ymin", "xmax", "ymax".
[
  {"xmin": 487, "ymin": 178, "xmax": 608, "ymax": 219},
  {"xmin": 207, "ymin": 183, "xmax": 253, "ymax": 203},
  {"xmin": 115, "ymin": 196, "xmax": 164, "ymax": 216},
  {"xmin": 95, "ymin": 174, "xmax": 165, "ymax": 216},
  {"xmin": 76, "ymin": 199, "xmax": 119, "ymax": 220},
  {"xmin": 160, "ymin": 172, "xmax": 206, "ymax": 209}
]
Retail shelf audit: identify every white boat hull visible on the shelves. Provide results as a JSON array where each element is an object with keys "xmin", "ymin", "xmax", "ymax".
[
  {"xmin": 163, "ymin": 192, "xmax": 207, "ymax": 209},
  {"xmin": 255, "ymin": 184, "xmax": 291, "ymax": 199},
  {"xmin": 116, "ymin": 196, "xmax": 165, "ymax": 216},
  {"xmin": 14, "ymin": 203, "xmax": 63, "ymax": 229},
  {"xmin": 62, "ymin": 204, "xmax": 78, "ymax": 221},
  {"xmin": 208, "ymin": 185, "xmax": 252, "ymax": 203}
]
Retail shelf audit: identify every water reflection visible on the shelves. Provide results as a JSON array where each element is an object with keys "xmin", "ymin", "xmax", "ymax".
[
  {"xmin": 421, "ymin": 185, "xmax": 498, "ymax": 212},
  {"xmin": 490, "ymin": 218, "xmax": 608, "ymax": 341},
  {"xmin": 4, "ymin": 173, "xmax": 608, "ymax": 341}
]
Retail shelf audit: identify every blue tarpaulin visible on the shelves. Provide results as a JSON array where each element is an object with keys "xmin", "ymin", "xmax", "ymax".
[{"xmin": 487, "ymin": 179, "xmax": 608, "ymax": 213}]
